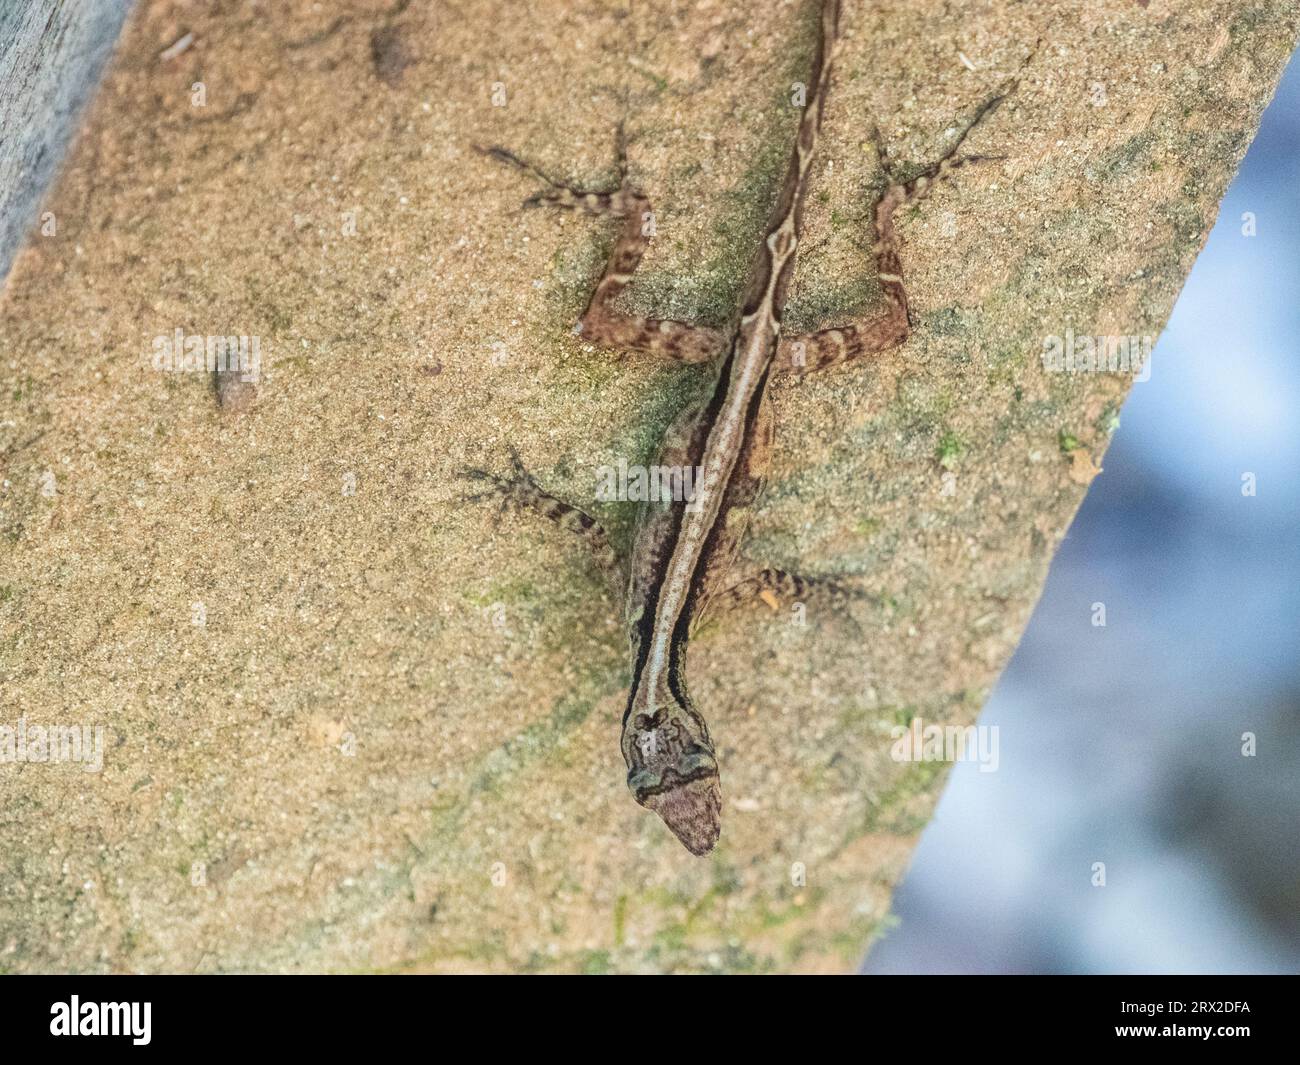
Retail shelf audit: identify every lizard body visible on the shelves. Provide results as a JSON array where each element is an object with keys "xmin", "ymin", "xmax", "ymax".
[
  {"xmin": 618, "ymin": 0, "xmax": 840, "ymax": 853},
  {"xmin": 471, "ymin": 0, "xmax": 1010, "ymax": 854}
]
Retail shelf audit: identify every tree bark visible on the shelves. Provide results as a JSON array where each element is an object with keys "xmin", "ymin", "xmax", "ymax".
[{"xmin": 0, "ymin": 0, "xmax": 1294, "ymax": 972}]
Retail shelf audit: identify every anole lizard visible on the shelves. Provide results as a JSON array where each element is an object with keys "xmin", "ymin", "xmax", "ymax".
[{"xmin": 470, "ymin": 0, "xmax": 1011, "ymax": 854}]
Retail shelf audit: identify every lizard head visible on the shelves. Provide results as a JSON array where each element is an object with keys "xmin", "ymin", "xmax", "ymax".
[{"xmin": 622, "ymin": 695, "xmax": 722, "ymax": 856}]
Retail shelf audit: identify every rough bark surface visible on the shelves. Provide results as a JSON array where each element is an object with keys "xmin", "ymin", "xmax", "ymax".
[
  {"xmin": 0, "ymin": 0, "xmax": 1294, "ymax": 972},
  {"xmin": 0, "ymin": 0, "xmax": 133, "ymax": 286}
]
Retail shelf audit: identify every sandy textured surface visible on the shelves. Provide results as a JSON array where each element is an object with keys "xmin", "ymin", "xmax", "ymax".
[{"xmin": 0, "ymin": 0, "xmax": 1294, "ymax": 972}]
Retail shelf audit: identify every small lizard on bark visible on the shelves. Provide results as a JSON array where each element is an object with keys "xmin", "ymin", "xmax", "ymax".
[{"xmin": 469, "ymin": 0, "xmax": 1011, "ymax": 854}]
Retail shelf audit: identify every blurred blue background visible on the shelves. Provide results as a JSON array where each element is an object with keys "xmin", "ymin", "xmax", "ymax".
[{"xmin": 864, "ymin": 56, "xmax": 1300, "ymax": 974}]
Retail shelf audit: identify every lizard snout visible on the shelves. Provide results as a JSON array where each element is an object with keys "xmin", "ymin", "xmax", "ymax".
[{"xmin": 632, "ymin": 764, "xmax": 723, "ymax": 856}]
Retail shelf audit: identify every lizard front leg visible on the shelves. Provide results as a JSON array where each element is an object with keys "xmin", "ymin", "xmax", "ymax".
[
  {"xmin": 476, "ymin": 138, "xmax": 726, "ymax": 364},
  {"xmin": 710, "ymin": 567, "xmax": 849, "ymax": 611},
  {"xmin": 462, "ymin": 450, "xmax": 626, "ymax": 596},
  {"xmin": 693, "ymin": 566, "xmax": 872, "ymax": 644},
  {"xmin": 775, "ymin": 89, "xmax": 1011, "ymax": 376}
]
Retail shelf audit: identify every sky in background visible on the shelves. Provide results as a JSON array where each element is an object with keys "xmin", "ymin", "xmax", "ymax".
[{"xmin": 864, "ymin": 54, "xmax": 1300, "ymax": 974}]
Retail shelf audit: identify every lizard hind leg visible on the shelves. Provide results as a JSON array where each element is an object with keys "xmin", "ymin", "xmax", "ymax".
[
  {"xmin": 869, "ymin": 85, "xmax": 1013, "ymax": 212},
  {"xmin": 475, "ymin": 136, "xmax": 726, "ymax": 364},
  {"xmin": 473, "ymin": 144, "xmax": 638, "ymax": 218},
  {"xmin": 461, "ymin": 449, "xmax": 625, "ymax": 593},
  {"xmin": 775, "ymin": 86, "xmax": 1014, "ymax": 377}
]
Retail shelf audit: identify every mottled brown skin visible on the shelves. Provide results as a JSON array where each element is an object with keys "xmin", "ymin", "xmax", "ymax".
[{"xmin": 471, "ymin": 0, "xmax": 1009, "ymax": 855}]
